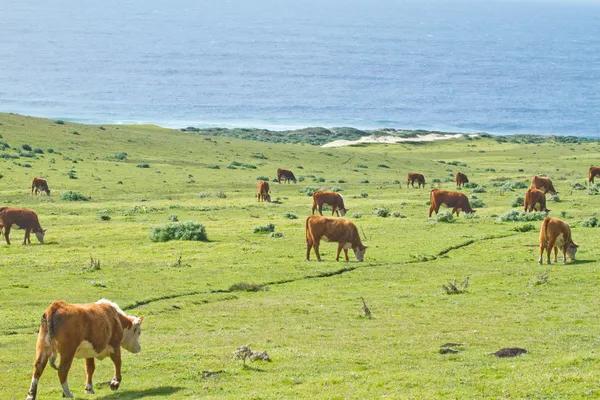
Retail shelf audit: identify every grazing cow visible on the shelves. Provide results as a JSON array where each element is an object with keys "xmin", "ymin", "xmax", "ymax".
[
  {"xmin": 31, "ymin": 177, "xmax": 51, "ymax": 196},
  {"xmin": 524, "ymin": 188, "xmax": 549, "ymax": 212},
  {"xmin": 277, "ymin": 168, "xmax": 297, "ymax": 184},
  {"xmin": 429, "ymin": 188, "xmax": 475, "ymax": 217},
  {"xmin": 530, "ymin": 175, "xmax": 557, "ymax": 195},
  {"xmin": 539, "ymin": 217, "xmax": 578, "ymax": 264},
  {"xmin": 0, "ymin": 207, "xmax": 45, "ymax": 245},
  {"xmin": 455, "ymin": 172, "xmax": 469, "ymax": 188},
  {"xmin": 305, "ymin": 216, "xmax": 367, "ymax": 262},
  {"xmin": 312, "ymin": 190, "xmax": 348, "ymax": 216},
  {"xmin": 26, "ymin": 299, "xmax": 143, "ymax": 400},
  {"xmin": 589, "ymin": 167, "xmax": 600, "ymax": 184},
  {"xmin": 407, "ymin": 172, "xmax": 426, "ymax": 188},
  {"xmin": 256, "ymin": 181, "xmax": 271, "ymax": 202}
]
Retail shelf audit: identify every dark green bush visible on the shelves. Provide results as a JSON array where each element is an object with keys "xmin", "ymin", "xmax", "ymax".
[
  {"xmin": 498, "ymin": 210, "xmax": 547, "ymax": 222},
  {"xmin": 580, "ymin": 216, "xmax": 598, "ymax": 228},
  {"xmin": 61, "ymin": 191, "xmax": 90, "ymax": 201},
  {"xmin": 511, "ymin": 195, "xmax": 525, "ymax": 207},
  {"xmin": 377, "ymin": 164, "xmax": 390, "ymax": 168},
  {"xmin": 55, "ymin": 120, "xmax": 64, "ymax": 124},
  {"xmin": 253, "ymin": 223, "xmax": 275, "ymax": 233},
  {"xmin": 512, "ymin": 223, "xmax": 535, "ymax": 232},
  {"xmin": 436, "ymin": 211, "xmax": 455, "ymax": 223},
  {"xmin": 360, "ymin": 179, "xmax": 369, "ymax": 184},
  {"xmin": 150, "ymin": 221, "xmax": 208, "ymax": 242},
  {"xmin": 256, "ymin": 176, "xmax": 269, "ymax": 181},
  {"xmin": 300, "ymin": 186, "xmax": 321, "ymax": 196},
  {"xmin": 110, "ymin": 152, "xmax": 127, "ymax": 160},
  {"xmin": 22, "ymin": 144, "xmax": 32, "ymax": 151},
  {"xmin": 137, "ymin": 163, "xmax": 150, "ymax": 168},
  {"xmin": 357, "ymin": 163, "xmax": 368, "ymax": 168},
  {"xmin": 168, "ymin": 214, "xmax": 179, "ymax": 222},
  {"xmin": 373, "ymin": 208, "xmax": 390, "ymax": 218},
  {"xmin": 283, "ymin": 212, "xmax": 298, "ymax": 219}
]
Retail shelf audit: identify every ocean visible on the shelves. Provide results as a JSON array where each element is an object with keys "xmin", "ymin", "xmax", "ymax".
[{"xmin": 1, "ymin": 0, "xmax": 600, "ymax": 135}]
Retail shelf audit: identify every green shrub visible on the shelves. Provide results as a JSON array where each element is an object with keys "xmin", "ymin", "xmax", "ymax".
[
  {"xmin": 0, "ymin": 153, "xmax": 18, "ymax": 159},
  {"xmin": 47, "ymin": 148, "xmax": 55, "ymax": 153},
  {"xmin": 472, "ymin": 186, "xmax": 487, "ymax": 193},
  {"xmin": 283, "ymin": 212, "xmax": 298, "ymax": 219},
  {"xmin": 331, "ymin": 187, "xmax": 343, "ymax": 192},
  {"xmin": 22, "ymin": 144, "xmax": 32, "ymax": 151},
  {"xmin": 338, "ymin": 179, "xmax": 346, "ymax": 183},
  {"xmin": 206, "ymin": 164, "xmax": 219, "ymax": 169},
  {"xmin": 587, "ymin": 184, "xmax": 599, "ymax": 195},
  {"xmin": 256, "ymin": 176, "xmax": 269, "ymax": 181},
  {"xmin": 137, "ymin": 163, "xmax": 150, "ymax": 168},
  {"xmin": 168, "ymin": 214, "xmax": 179, "ymax": 222},
  {"xmin": 377, "ymin": 164, "xmax": 390, "ymax": 168},
  {"xmin": 98, "ymin": 210, "xmax": 111, "ymax": 221},
  {"xmin": 0, "ymin": 140, "xmax": 9, "ymax": 150},
  {"xmin": 21, "ymin": 163, "xmax": 32, "ymax": 168},
  {"xmin": 580, "ymin": 216, "xmax": 598, "ymax": 228},
  {"xmin": 447, "ymin": 161, "xmax": 467, "ymax": 167},
  {"xmin": 360, "ymin": 179, "xmax": 369, "ymax": 184},
  {"xmin": 436, "ymin": 211, "xmax": 455, "ymax": 223},
  {"xmin": 464, "ymin": 182, "xmax": 478, "ymax": 189},
  {"xmin": 432, "ymin": 178, "xmax": 441, "ymax": 183},
  {"xmin": 392, "ymin": 211, "xmax": 406, "ymax": 218},
  {"xmin": 357, "ymin": 163, "xmax": 368, "ymax": 168},
  {"xmin": 464, "ymin": 213, "xmax": 479, "ymax": 220},
  {"xmin": 253, "ymin": 223, "xmax": 275, "ymax": 233},
  {"xmin": 61, "ymin": 191, "xmax": 90, "ymax": 201},
  {"xmin": 373, "ymin": 208, "xmax": 390, "ymax": 218},
  {"xmin": 150, "ymin": 221, "xmax": 208, "ymax": 242},
  {"xmin": 571, "ymin": 181, "xmax": 586, "ymax": 190},
  {"xmin": 229, "ymin": 282, "xmax": 265, "ymax": 292},
  {"xmin": 252, "ymin": 152, "xmax": 267, "ymax": 159},
  {"xmin": 33, "ymin": 148, "xmax": 44, "ymax": 154},
  {"xmin": 67, "ymin": 168, "xmax": 77, "ymax": 179},
  {"xmin": 300, "ymin": 186, "xmax": 321, "ymax": 196},
  {"xmin": 312, "ymin": 177, "xmax": 325, "ymax": 183},
  {"xmin": 501, "ymin": 181, "xmax": 528, "ymax": 191},
  {"xmin": 360, "ymin": 191, "xmax": 369, "ymax": 198},
  {"xmin": 469, "ymin": 195, "xmax": 485, "ymax": 208},
  {"xmin": 55, "ymin": 120, "xmax": 64, "ymax": 124},
  {"xmin": 110, "ymin": 152, "xmax": 127, "ymax": 160},
  {"xmin": 269, "ymin": 232, "xmax": 283, "ymax": 238},
  {"xmin": 351, "ymin": 212, "xmax": 362, "ymax": 218},
  {"xmin": 498, "ymin": 210, "xmax": 547, "ymax": 222},
  {"xmin": 512, "ymin": 223, "xmax": 535, "ymax": 232},
  {"xmin": 19, "ymin": 151, "xmax": 35, "ymax": 157},
  {"xmin": 71, "ymin": 130, "xmax": 79, "ymax": 135},
  {"xmin": 241, "ymin": 163, "xmax": 256, "ymax": 169},
  {"xmin": 511, "ymin": 195, "xmax": 525, "ymax": 207},
  {"xmin": 549, "ymin": 194, "xmax": 561, "ymax": 202}
]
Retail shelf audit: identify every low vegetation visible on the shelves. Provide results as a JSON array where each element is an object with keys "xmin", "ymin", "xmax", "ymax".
[{"xmin": 149, "ymin": 221, "xmax": 208, "ymax": 242}]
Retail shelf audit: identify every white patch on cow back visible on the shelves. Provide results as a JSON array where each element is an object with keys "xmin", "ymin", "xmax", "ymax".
[{"xmin": 74, "ymin": 340, "xmax": 113, "ymax": 360}]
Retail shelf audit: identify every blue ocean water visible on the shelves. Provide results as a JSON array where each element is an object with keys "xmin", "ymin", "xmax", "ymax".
[{"xmin": 1, "ymin": 0, "xmax": 600, "ymax": 135}]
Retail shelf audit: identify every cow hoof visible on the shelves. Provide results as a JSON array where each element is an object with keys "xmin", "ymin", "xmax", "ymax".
[
  {"xmin": 110, "ymin": 379, "xmax": 120, "ymax": 391},
  {"xmin": 85, "ymin": 386, "xmax": 95, "ymax": 394},
  {"xmin": 26, "ymin": 395, "xmax": 35, "ymax": 400}
]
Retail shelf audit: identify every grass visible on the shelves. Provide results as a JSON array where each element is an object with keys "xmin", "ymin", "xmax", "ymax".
[{"xmin": 1, "ymin": 113, "xmax": 600, "ymax": 399}]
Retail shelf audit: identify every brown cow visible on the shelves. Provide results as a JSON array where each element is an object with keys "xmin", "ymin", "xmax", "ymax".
[
  {"xmin": 312, "ymin": 191, "xmax": 347, "ymax": 216},
  {"xmin": 589, "ymin": 167, "xmax": 600, "ymax": 184},
  {"xmin": 26, "ymin": 299, "xmax": 143, "ymax": 400},
  {"xmin": 407, "ymin": 172, "xmax": 426, "ymax": 188},
  {"xmin": 455, "ymin": 172, "xmax": 469, "ymax": 187},
  {"xmin": 31, "ymin": 177, "xmax": 51, "ymax": 196},
  {"xmin": 277, "ymin": 168, "xmax": 297, "ymax": 184},
  {"xmin": 305, "ymin": 216, "xmax": 367, "ymax": 262},
  {"xmin": 524, "ymin": 188, "xmax": 549, "ymax": 212},
  {"xmin": 0, "ymin": 207, "xmax": 46, "ymax": 245},
  {"xmin": 256, "ymin": 181, "xmax": 271, "ymax": 202},
  {"xmin": 539, "ymin": 217, "xmax": 578, "ymax": 264},
  {"xmin": 429, "ymin": 188, "xmax": 475, "ymax": 217},
  {"xmin": 530, "ymin": 175, "xmax": 557, "ymax": 195}
]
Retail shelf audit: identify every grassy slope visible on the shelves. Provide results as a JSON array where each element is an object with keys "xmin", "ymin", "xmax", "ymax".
[{"xmin": 1, "ymin": 113, "xmax": 600, "ymax": 399}]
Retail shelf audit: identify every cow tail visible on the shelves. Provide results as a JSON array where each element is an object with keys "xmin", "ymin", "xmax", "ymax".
[
  {"xmin": 43, "ymin": 304, "xmax": 62, "ymax": 370},
  {"xmin": 429, "ymin": 189, "xmax": 435, "ymax": 209},
  {"xmin": 542, "ymin": 216, "xmax": 551, "ymax": 241}
]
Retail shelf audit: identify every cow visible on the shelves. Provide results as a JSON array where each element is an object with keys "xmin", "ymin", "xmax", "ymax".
[
  {"xmin": 589, "ymin": 167, "xmax": 600, "ymax": 185},
  {"xmin": 407, "ymin": 172, "xmax": 425, "ymax": 188},
  {"xmin": 455, "ymin": 172, "xmax": 469, "ymax": 188},
  {"xmin": 530, "ymin": 175, "xmax": 557, "ymax": 195},
  {"xmin": 305, "ymin": 216, "xmax": 367, "ymax": 262},
  {"xmin": 26, "ymin": 299, "xmax": 143, "ymax": 400},
  {"xmin": 257, "ymin": 181, "xmax": 271, "ymax": 202},
  {"xmin": 0, "ymin": 207, "xmax": 45, "ymax": 245},
  {"xmin": 539, "ymin": 217, "xmax": 578, "ymax": 264},
  {"xmin": 428, "ymin": 188, "xmax": 475, "ymax": 217},
  {"xmin": 31, "ymin": 177, "xmax": 51, "ymax": 196},
  {"xmin": 277, "ymin": 168, "xmax": 297, "ymax": 184},
  {"xmin": 524, "ymin": 188, "xmax": 549, "ymax": 212},
  {"xmin": 312, "ymin": 190, "xmax": 347, "ymax": 217}
]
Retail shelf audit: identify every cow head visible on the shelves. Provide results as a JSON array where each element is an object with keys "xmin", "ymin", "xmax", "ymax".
[
  {"xmin": 266, "ymin": 193, "xmax": 271, "ymax": 202},
  {"xmin": 353, "ymin": 244, "xmax": 367, "ymax": 262},
  {"xmin": 34, "ymin": 229, "xmax": 46, "ymax": 244},
  {"xmin": 567, "ymin": 241, "xmax": 579, "ymax": 261},
  {"xmin": 122, "ymin": 316, "xmax": 144, "ymax": 353},
  {"xmin": 44, "ymin": 189, "xmax": 51, "ymax": 196},
  {"xmin": 339, "ymin": 208, "xmax": 348, "ymax": 217}
]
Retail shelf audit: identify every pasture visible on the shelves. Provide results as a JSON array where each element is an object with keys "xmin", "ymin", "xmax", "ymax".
[{"xmin": 1, "ymin": 113, "xmax": 600, "ymax": 399}]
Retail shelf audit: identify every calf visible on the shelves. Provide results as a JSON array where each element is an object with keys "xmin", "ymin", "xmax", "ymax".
[
  {"xmin": 31, "ymin": 177, "xmax": 51, "ymax": 196},
  {"xmin": 539, "ymin": 217, "xmax": 578, "ymax": 264},
  {"xmin": 429, "ymin": 188, "xmax": 475, "ymax": 217},
  {"xmin": 277, "ymin": 168, "xmax": 297, "ymax": 184},
  {"xmin": 524, "ymin": 188, "xmax": 549, "ymax": 212},
  {"xmin": 407, "ymin": 172, "xmax": 425, "ymax": 188},
  {"xmin": 455, "ymin": 172, "xmax": 469, "ymax": 187},
  {"xmin": 257, "ymin": 181, "xmax": 271, "ymax": 202},
  {"xmin": 26, "ymin": 299, "xmax": 143, "ymax": 400},
  {"xmin": 0, "ymin": 207, "xmax": 45, "ymax": 245},
  {"xmin": 589, "ymin": 167, "xmax": 600, "ymax": 184},
  {"xmin": 306, "ymin": 216, "xmax": 367, "ymax": 262},
  {"xmin": 312, "ymin": 190, "xmax": 347, "ymax": 216},
  {"xmin": 530, "ymin": 175, "xmax": 557, "ymax": 195}
]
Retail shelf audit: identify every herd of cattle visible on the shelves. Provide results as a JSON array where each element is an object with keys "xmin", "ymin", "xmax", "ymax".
[{"xmin": 11, "ymin": 165, "xmax": 597, "ymax": 398}]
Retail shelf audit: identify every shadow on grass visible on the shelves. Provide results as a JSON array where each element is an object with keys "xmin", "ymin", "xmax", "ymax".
[
  {"xmin": 572, "ymin": 260, "xmax": 596, "ymax": 265},
  {"xmin": 96, "ymin": 385, "xmax": 182, "ymax": 399}
]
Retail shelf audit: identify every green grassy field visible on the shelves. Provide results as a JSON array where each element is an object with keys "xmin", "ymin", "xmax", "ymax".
[{"xmin": 1, "ymin": 113, "xmax": 600, "ymax": 399}]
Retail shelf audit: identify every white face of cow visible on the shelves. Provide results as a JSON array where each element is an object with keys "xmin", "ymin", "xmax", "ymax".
[
  {"xmin": 353, "ymin": 245, "xmax": 367, "ymax": 262},
  {"xmin": 35, "ymin": 229, "xmax": 46, "ymax": 244},
  {"xmin": 567, "ymin": 242, "xmax": 579, "ymax": 261},
  {"xmin": 339, "ymin": 208, "xmax": 347, "ymax": 217},
  {"xmin": 122, "ymin": 316, "xmax": 143, "ymax": 353},
  {"xmin": 266, "ymin": 193, "xmax": 271, "ymax": 202}
]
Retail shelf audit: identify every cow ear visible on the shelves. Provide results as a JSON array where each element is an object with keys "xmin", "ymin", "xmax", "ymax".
[
  {"xmin": 572, "ymin": 242, "xmax": 579, "ymax": 248},
  {"xmin": 138, "ymin": 316, "xmax": 144, "ymax": 324}
]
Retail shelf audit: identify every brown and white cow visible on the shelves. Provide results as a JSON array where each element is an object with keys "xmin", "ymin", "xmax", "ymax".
[
  {"xmin": 305, "ymin": 216, "xmax": 367, "ymax": 262},
  {"xmin": 589, "ymin": 167, "xmax": 600, "ymax": 184},
  {"xmin": 539, "ymin": 217, "xmax": 578, "ymax": 264},
  {"xmin": 277, "ymin": 168, "xmax": 297, "ymax": 184},
  {"xmin": 312, "ymin": 190, "xmax": 347, "ymax": 217},
  {"xmin": 429, "ymin": 188, "xmax": 475, "ymax": 217},
  {"xmin": 31, "ymin": 178, "xmax": 51, "ymax": 196},
  {"xmin": 256, "ymin": 181, "xmax": 271, "ymax": 202},
  {"xmin": 26, "ymin": 299, "xmax": 143, "ymax": 400},
  {"xmin": 0, "ymin": 207, "xmax": 45, "ymax": 245},
  {"xmin": 524, "ymin": 188, "xmax": 549, "ymax": 212},
  {"xmin": 407, "ymin": 172, "xmax": 425, "ymax": 188},
  {"xmin": 530, "ymin": 175, "xmax": 557, "ymax": 195},
  {"xmin": 455, "ymin": 172, "xmax": 469, "ymax": 188}
]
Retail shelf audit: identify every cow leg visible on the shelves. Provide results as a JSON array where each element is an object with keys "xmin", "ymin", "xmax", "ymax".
[
  {"xmin": 4, "ymin": 225, "xmax": 10, "ymax": 245},
  {"xmin": 546, "ymin": 239, "xmax": 556, "ymax": 264},
  {"xmin": 26, "ymin": 348, "xmax": 50, "ymax": 400},
  {"xmin": 428, "ymin": 204, "xmax": 434, "ymax": 217},
  {"xmin": 343, "ymin": 248, "xmax": 349, "ymax": 261},
  {"xmin": 84, "ymin": 358, "xmax": 95, "ymax": 394},
  {"xmin": 538, "ymin": 242, "xmax": 545, "ymax": 264},
  {"xmin": 336, "ymin": 243, "xmax": 343, "ymax": 261},
  {"xmin": 318, "ymin": 204, "xmax": 324, "ymax": 216},
  {"xmin": 553, "ymin": 246, "xmax": 558, "ymax": 263},
  {"xmin": 562, "ymin": 245, "xmax": 568, "ymax": 264},
  {"xmin": 57, "ymin": 349, "xmax": 75, "ymax": 398},
  {"xmin": 24, "ymin": 228, "xmax": 31, "ymax": 245},
  {"xmin": 109, "ymin": 348, "xmax": 122, "ymax": 390},
  {"xmin": 452, "ymin": 207, "xmax": 458, "ymax": 216},
  {"xmin": 306, "ymin": 239, "xmax": 312, "ymax": 261},
  {"xmin": 332, "ymin": 205, "xmax": 337, "ymax": 216},
  {"xmin": 406, "ymin": 181, "xmax": 410, "ymax": 189},
  {"xmin": 313, "ymin": 240, "xmax": 322, "ymax": 262}
]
